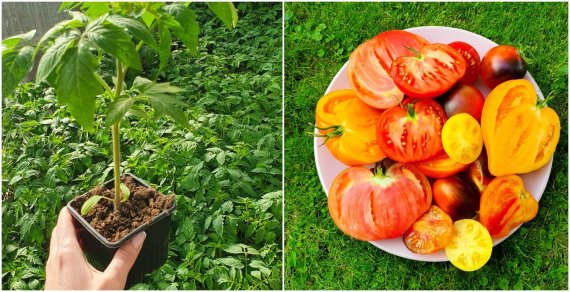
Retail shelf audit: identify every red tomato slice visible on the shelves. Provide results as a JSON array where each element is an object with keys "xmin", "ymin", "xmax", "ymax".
[
  {"xmin": 449, "ymin": 41, "xmax": 481, "ymax": 85},
  {"xmin": 412, "ymin": 153, "xmax": 469, "ymax": 179},
  {"xmin": 390, "ymin": 44, "xmax": 467, "ymax": 99},
  {"xmin": 348, "ymin": 30, "xmax": 428, "ymax": 109}
]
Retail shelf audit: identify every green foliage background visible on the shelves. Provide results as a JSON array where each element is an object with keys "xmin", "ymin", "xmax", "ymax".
[
  {"xmin": 2, "ymin": 3, "xmax": 282, "ymax": 290},
  {"xmin": 284, "ymin": 2, "xmax": 568, "ymax": 290}
]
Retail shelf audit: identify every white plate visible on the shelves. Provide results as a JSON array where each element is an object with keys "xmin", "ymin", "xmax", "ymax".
[{"xmin": 314, "ymin": 26, "xmax": 553, "ymax": 262}]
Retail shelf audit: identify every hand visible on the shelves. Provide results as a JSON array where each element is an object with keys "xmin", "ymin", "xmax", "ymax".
[{"xmin": 45, "ymin": 207, "xmax": 146, "ymax": 290}]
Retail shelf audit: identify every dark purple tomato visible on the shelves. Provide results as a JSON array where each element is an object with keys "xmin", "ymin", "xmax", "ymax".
[
  {"xmin": 438, "ymin": 84, "xmax": 485, "ymax": 122},
  {"xmin": 480, "ymin": 45, "xmax": 527, "ymax": 89}
]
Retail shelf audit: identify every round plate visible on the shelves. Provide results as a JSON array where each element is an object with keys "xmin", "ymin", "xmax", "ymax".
[{"xmin": 314, "ymin": 26, "xmax": 553, "ymax": 262}]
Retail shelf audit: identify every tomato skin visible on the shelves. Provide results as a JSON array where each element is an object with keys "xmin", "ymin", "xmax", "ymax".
[
  {"xmin": 433, "ymin": 176, "xmax": 480, "ymax": 221},
  {"xmin": 438, "ymin": 84, "xmax": 485, "ymax": 122},
  {"xmin": 315, "ymin": 89, "xmax": 386, "ymax": 166},
  {"xmin": 466, "ymin": 150, "xmax": 494, "ymax": 192},
  {"xmin": 480, "ymin": 45, "xmax": 527, "ymax": 89},
  {"xmin": 449, "ymin": 41, "xmax": 481, "ymax": 85},
  {"xmin": 377, "ymin": 99, "xmax": 448, "ymax": 163},
  {"xmin": 348, "ymin": 30, "xmax": 428, "ymax": 109},
  {"xmin": 390, "ymin": 43, "xmax": 467, "ymax": 99},
  {"xmin": 479, "ymin": 175, "xmax": 538, "ymax": 238},
  {"xmin": 403, "ymin": 205, "xmax": 453, "ymax": 254},
  {"xmin": 328, "ymin": 163, "xmax": 432, "ymax": 241},
  {"xmin": 412, "ymin": 153, "xmax": 468, "ymax": 179}
]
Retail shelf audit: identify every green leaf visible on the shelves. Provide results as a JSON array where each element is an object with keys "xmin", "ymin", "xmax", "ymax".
[
  {"xmin": 81, "ymin": 2, "xmax": 110, "ymax": 18},
  {"xmin": 217, "ymin": 257, "xmax": 244, "ymax": 269},
  {"xmin": 207, "ymin": 2, "xmax": 238, "ymax": 29},
  {"xmin": 127, "ymin": 105, "xmax": 149, "ymax": 119},
  {"xmin": 105, "ymin": 96, "xmax": 136, "ymax": 127},
  {"xmin": 85, "ymin": 22, "xmax": 142, "ymax": 70},
  {"xmin": 157, "ymin": 21, "xmax": 172, "ymax": 74},
  {"xmin": 2, "ymin": 30, "xmax": 36, "ymax": 50},
  {"xmin": 59, "ymin": 2, "xmax": 82, "ymax": 12},
  {"xmin": 38, "ymin": 19, "xmax": 84, "ymax": 47},
  {"xmin": 249, "ymin": 260, "xmax": 271, "ymax": 276},
  {"xmin": 81, "ymin": 195, "xmax": 104, "ymax": 215},
  {"xmin": 2, "ymin": 46, "xmax": 34, "ymax": 98},
  {"xmin": 55, "ymin": 42, "xmax": 103, "ymax": 131},
  {"xmin": 120, "ymin": 183, "xmax": 130, "ymax": 202},
  {"xmin": 107, "ymin": 15, "xmax": 158, "ymax": 50},
  {"xmin": 133, "ymin": 77, "xmax": 190, "ymax": 129},
  {"xmin": 213, "ymin": 215, "xmax": 224, "ymax": 236},
  {"xmin": 164, "ymin": 4, "xmax": 200, "ymax": 55},
  {"xmin": 222, "ymin": 244, "xmax": 244, "ymax": 254},
  {"xmin": 36, "ymin": 31, "xmax": 79, "ymax": 83}
]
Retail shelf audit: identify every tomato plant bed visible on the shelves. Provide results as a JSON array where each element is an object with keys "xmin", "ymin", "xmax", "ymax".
[{"xmin": 67, "ymin": 173, "xmax": 176, "ymax": 288}]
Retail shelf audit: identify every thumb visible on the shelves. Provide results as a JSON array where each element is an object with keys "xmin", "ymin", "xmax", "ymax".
[{"xmin": 104, "ymin": 232, "xmax": 146, "ymax": 283}]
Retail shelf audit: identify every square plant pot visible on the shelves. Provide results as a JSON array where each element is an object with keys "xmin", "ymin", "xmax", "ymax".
[{"xmin": 67, "ymin": 173, "xmax": 176, "ymax": 289}]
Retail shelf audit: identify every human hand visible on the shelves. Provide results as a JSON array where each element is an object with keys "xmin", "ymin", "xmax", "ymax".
[{"xmin": 45, "ymin": 207, "xmax": 146, "ymax": 290}]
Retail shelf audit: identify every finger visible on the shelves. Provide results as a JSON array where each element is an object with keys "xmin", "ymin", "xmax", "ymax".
[
  {"xmin": 55, "ymin": 207, "xmax": 82, "ymax": 251},
  {"xmin": 104, "ymin": 232, "xmax": 146, "ymax": 282},
  {"xmin": 48, "ymin": 226, "xmax": 58, "ymax": 255}
]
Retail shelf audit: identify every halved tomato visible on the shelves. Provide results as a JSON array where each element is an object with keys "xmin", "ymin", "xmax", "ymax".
[
  {"xmin": 403, "ymin": 205, "xmax": 453, "ymax": 254},
  {"xmin": 412, "ymin": 153, "xmax": 468, "ymax": 179},
  {"xmin": 442, "ymin": 113, "xmax": 483, "ymax": 164},
  {"xmin": 445, "ymin": 219, "xmax": 493, "ymax": 272},
  {"xmin": 449, "ymin": 41, "xmax": 481, "ymax": 85},
  {"xmin": 348, "ymin": 30, "xmax": 428, "ymax": 109},
  {"xmin": 390, "ymin": 44, "xmax": 467, "ymax": 99}
]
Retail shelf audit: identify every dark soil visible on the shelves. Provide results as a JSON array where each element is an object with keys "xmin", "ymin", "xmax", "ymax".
[{"xmin": 70, "ymin": 175, "xmax": 175, "ymax": 242}]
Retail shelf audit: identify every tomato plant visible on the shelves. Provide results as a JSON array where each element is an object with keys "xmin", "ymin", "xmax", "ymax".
[
  {"xmin": 445, "ymin": 219, "xmax": 493, "ymax": 272},
  {"xmin": 328, "ymin": 163, "xmax": 432, "ymax": 241},
  {"xmin": 315, "ymin": 90, "xmax": 385, "ymax": 165},
  {"xmin": 348, "ymin": 30, "xmax": 428, "ymax": 109},
  {"xmin": 481, "ymin": 79, "xmax": 560, "ymax": 176},
  {"xmin": 480, "ymin": 175, "xmax": 538, "ymax": 238},
  {"xmin": 442, "ymin": 113, "xmax": 483, "ymax": 164},
  {"xmin": 449, "ymin": 41, "xmax": 481, "ymax": 85},
  {"xmin": 438, "ymin": 84, "xmax": 485, "ymax": 122},
  {"xmin": 403, "ymin": 205, "xmax": 453, "ymax": 254},
  {"xmin": 480, "ymin": 45, "xmax": 528, "ymax": 89},
  {"xmin": 390, "ymin": 44, "xmax": 467, "ymax": 98},
  {"xmin": 432, "ymin": 176, "xmax": 479, "ymax": 221},
  {"xmin": 377, "ymin": 99, "xmax": 447, "ymax": 163}
]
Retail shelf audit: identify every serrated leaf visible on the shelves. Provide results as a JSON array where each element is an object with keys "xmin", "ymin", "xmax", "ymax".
[
  {"xmin": 217, "ymin": 257, "xmax": 244, "ymax": 269},
  {"xmin": 216, "ymin": 151, "xmax": 226, "ymax": 165},
  {"xmin": 207, "ymin": 2, "xmax": 238, "ymax": 29},
  {"xmin": 164, "ymin": 4, "xmax": 199, "ymax": 55},
  {"xmin": 222, "ymin": 244, "xmax": 243, "ymax": 254},
  {"xmin": 36, "ymin": 31, "xmax": 79, "ymax": 83},
  {"xmin": 157, "ymin": 21, "xmax": 172, "ymax": 74},
  {"xmin": 106, "ymin": 96, "xmax": 136, "ymax": 127},
  {"xmin": 38, "ymin": 19, "xmax": 84, "ymax": 47},
  {"xmin": 127, "ymin": 104, "xmax": 148, "ymax": 119},
  {"xmin": 204, "ymin": 215, "xmax": 213, "ymax": 230},
  {"xmin": 59, "ymin": 2, "xmax": 82, "ymax": 12},
  {"xmin": 81, "ymin": 2, "xmax": 110, "ymax": 18},
  {"xmin": 251, "ymin": 270, "xmax": 262, "ymax": 280},
  {"xmin": 134, "ymin": 78, "xmax": 190, "ymax": 129},
  {"xmin": 212, "ymin": 215, "xmax": 224, "ymax": 236},
  {"xmin": 85, "ymin": 22, "xmax": 141, "ymax": 70},
  {"xmin": 2, "ymin": 30, "xmax": 36, "ymax": 50},
  {"xmin": 81, "ymin": 195, "xmax": 104, "ymax": 215},
  {"xmin": 107, "ymin": 15, "xmax": 158, "ymax": 50},
  {"xmin": 120, "ymin": 183, "xmax": 130, "ymax": 202},
  {"xmin": 249, "ymin": 260, "xmax": 271, "ymax": 275},
  {"xmin": 2, "ymin": 46, "xmax": 34, "ymax": 98},
  {"xmin": 55, "ymin": 42, "xmax": 103, "ymax": 131}
]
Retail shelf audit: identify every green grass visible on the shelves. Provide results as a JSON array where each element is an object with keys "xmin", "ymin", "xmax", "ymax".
[{"xmin": 285, "ymin": 2, "xmax": 568, "ymax": 290}]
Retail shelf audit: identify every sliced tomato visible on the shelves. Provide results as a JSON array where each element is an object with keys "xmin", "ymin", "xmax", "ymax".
[
  {"xmin": 390, "ymin": 44, "xmax": 467, "ymax": 99},
  {"xmin": 445, "ymin": 219, "xmax": 493, "ymax": 272},
  {"xmin": 412, "ymin": 153, "xmax": 468, "ymax": 179},
  {"xmin": 449, "ymin": 41, "xmax": 481, "ymax": 85},
  {"xmin": 442, "ymin": 113, "xmax": 483, "ymax": 164},
  {"xmin": 348, "ymin": 30, "xmax": 428, "ymax": 109},
  {"xmin": 403, "ymin": 205, "xmax": 453, "ymax": 254}
]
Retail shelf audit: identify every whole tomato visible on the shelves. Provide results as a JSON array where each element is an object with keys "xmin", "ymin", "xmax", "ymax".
[
  {"xmin": 390, "ymin": 44, "xmax": 467, "ymax": 99},
  {"xmin": 433, "ymin": 176, "xmax": 480, "ymax": 221},
  {"xmin": 403, "ymin": 205, "xmax": 453, "ymax": 254},
  {"xmin": 438, "ymin": 84, "xmax": 485, "ymax": 122},
  {"xmin": 480, "ymin": 175, "xmax": 538, "ymax": 238},
  {"xmin": 449, "ymin": 41, "xmax": 481, "ymax": 85},
  {"xmin": 412, "ymin": 153, "xmax": 468, "ymax": 179},
  {"xmin": 480, "ymin": 45, "xmax": 527, "ymax": 89},
  {"xmin": 377, "ymin": 99, "xmax": 447, "ymax": 163},
  {"xmin": 315, "ymin": 89, "xmax": 386, "ymax": 166},
  {"xmin": 348, "ymin": 30, "xmax": 428, "ymax": 109},
  {"xmin": 466, "ymin": 150, "xmax": 494, "ymax": 192},
  {"xmin": 328, "ymin": 163, "xmax": 432, "ymax": 241}
]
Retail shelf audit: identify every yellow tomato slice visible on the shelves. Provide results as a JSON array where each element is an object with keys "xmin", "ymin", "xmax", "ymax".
[
  {"xmin": 445, "ymin": 219, "xmax": 493, "ymax": 272},
  {"xmin": 442, "ymin": 113, "xmax": 483, "ymax": 164}
]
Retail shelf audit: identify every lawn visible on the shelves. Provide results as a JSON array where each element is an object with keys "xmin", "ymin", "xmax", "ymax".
[
  {"xmin": 2, "ymin": 3, "xmax": 282, "ymax": 290},
  {"xmin": 284, "ymin": 2, "xmax": 568, "ymax": 290}
]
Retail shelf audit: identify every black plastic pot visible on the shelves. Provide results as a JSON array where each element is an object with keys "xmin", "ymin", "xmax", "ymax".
[{"xmin": 67, "ymin": 173, "xmax": 176, "ymax": 289}]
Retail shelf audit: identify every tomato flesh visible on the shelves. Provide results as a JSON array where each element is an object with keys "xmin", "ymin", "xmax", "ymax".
[
  {"xmin": 445, "ymin": 219, "xmax": 493, "ymax": 272},
  {"xmin": 390, "ymin": 44, "xmax": 467, "ymax": 99},
  {"xmin": 403, "ymin": 205, "xmax": 453, "ymax": 254},
  {"xmin": 449, "ymin": 41, "xmax": 481, "ymax": 85},
  {"xmin": 442, "ymin": 113, "xmax": 483, "ymax": 164}
]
